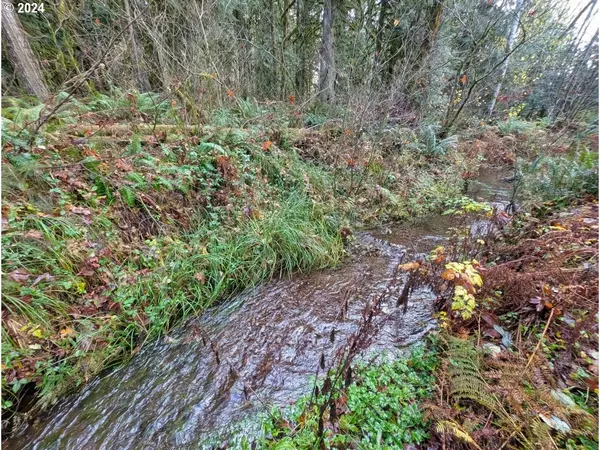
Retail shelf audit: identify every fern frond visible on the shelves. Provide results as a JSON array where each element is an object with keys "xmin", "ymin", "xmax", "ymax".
[{"xmin": 436, "ymin": 420, "xmax": 482, "ymax": 449}]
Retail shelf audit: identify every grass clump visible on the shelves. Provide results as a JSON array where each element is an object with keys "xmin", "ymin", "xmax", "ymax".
[{"xmin": 1, "ymin": 118, "xmax": 346, "ymax": 415}]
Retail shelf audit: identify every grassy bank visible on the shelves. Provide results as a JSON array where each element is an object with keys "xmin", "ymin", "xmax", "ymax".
[{"xmin": 1, "ymin": 94, "xmax": 473, "ymax": 419}]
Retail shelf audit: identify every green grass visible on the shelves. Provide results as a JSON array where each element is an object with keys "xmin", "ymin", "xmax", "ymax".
[{"xmin": 1, "ymin": 194, "xmax": 344, "ymax": 409}]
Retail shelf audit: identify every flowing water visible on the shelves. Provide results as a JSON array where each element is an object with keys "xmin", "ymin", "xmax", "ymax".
[{"xmin": 6, "ymin": 170, "xmax": 510, "ymax": 450}]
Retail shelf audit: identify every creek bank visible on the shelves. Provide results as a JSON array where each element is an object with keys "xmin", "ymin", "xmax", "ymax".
[
  {"xmin": 5, "ymin": 169, "xmax": 512, "ymax": 449},
  {"xmin": 2, "ymin": 118, "xmax": 473, "ymax": 428}
]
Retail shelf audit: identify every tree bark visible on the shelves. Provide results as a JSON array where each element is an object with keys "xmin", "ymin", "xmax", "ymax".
[
  {"xmin": 372, "ymin": 0, "xmax": 390, "ymax": 84},
  {"xmin": 295, "ymin": 0, "xmax": 311, "ymax": 98},
  {"xmin": 487, "ymin": 0, "xmax": 524, "ymax": 117},
  {"xmin": 124, "ymin": 0, "xmax": 151, "ymax": 92},
  {"xmin": 318, "ymin": 0, "xmax": 336, "ymax": 103},
  {"xmin": 1, "ymin": 0, "xmax": 49, "ymax": 100}
]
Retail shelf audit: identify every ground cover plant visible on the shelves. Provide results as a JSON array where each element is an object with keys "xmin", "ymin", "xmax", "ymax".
[{"xmin": 398, "ymin": 195, "xmax": 599, "ymax": 449}]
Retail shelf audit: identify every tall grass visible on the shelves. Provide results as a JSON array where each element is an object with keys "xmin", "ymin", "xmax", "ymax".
[{"xmin": 2, "ymin": 192, "xmax": 344, "ymax": 407}]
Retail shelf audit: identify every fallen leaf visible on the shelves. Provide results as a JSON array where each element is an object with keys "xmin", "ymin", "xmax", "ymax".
[
  {"xmin": 69, "ymin": 206, "xmax": 92, "ymax": 216},
  {"xmin": 60, "ymin": 328, "xmax": 75, "ymax": 338},
  {"xmin": 8, "ymin": 269, "xmax": 31, "ymax": 284},
  {"xmin": 78, "ymin": 256, "xmax": 100, "ymax": 277},
  {"xmin": 23, "ymin": 230, "xmax": 44, "ymax": 239},
  {"xmin": 31, "ymin": 273, "xmax": 55, "ymax": 286},
  {"xmin": 194, "ymin": 272, "xmax": 206, "ymax": 284},
  {"xmin": 115, "ymin": 159, "xmax": 133, "ymax": 171},
  {"xmin": 399, "ymin": 262, "xmax": 420, "ymax": 271},
  {"xmin": 540, "ymin": 414, "xmax": 570, "ymax": 433}
]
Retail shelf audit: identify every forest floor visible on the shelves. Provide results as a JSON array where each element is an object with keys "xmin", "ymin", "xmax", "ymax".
[{"xmin": 1, "ymin": 94, "xmax": 598, "ymax": 448}]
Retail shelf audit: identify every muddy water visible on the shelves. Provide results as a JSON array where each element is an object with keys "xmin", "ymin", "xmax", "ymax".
[{"xmin": 6, "ymin": 171, "xmax": 510, "ymax": 450}]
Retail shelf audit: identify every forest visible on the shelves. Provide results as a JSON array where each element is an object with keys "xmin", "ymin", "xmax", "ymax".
[{"xmin": 1, "ymin": 0, "xmax": 598, "ymax": 448}]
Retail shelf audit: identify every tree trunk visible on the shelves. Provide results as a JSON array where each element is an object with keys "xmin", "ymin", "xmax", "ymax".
[
  {"xmin": 487, "ymin": 0, "xmax": 524, "ymax": 117},
  {"xmin": 1, "ymin": 0, "xmax": 49, "ymax": 100},
  {"xmin": 295, "ymin": 0, "xmax": 311, "ymax": 98},
  {"xmin": 415, "ymin": 0, "xmax": 444, "ymax": 74},
  {"xmin": 372, "ymin": 0, "xmax": 390, "ymax": 83},
  {"xmin": 318, "ymin": 0, "xmax": 336, "ymax": 103},
  {"xmin": 124, "ymin": 0, "xmax": 151, "ymax": 93}
]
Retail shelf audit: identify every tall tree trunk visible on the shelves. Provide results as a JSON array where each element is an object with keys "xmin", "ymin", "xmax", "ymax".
[
  {"xmin": 415, "ymin": 0, "xmax": 444, "ymax": 74},
  {"xmin": 295, "ymin": 0, "xmax": 311, "ymax": 98},
  {"xmin": 1, "ymin": 0, "xmax": 49, "ymax": 100},
  {"xmin": 487, "ymin": 0, "xmax": 524, "ymax": 117},
  {"xmin": 124, "ymin": 0, "xmax": 151, "ymax": 92},
  {"xmin": 372, "ymin": 0, "xmax": 390, "ymax": 84},
  {"xmin": 234, "ymin": 7, "xmax": 251, "ymax": 98},
  {"xmin": 318, "ymin": 0, "xmax": 336, "ymax": 103}
]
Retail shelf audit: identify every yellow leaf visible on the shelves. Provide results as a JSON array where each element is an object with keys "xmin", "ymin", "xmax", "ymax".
[
  {"xmin": 60, "ymin": 328, "xmax": 75, "ymax": 338},
  {"xmin": 32, "ymin": 329, "xmax": 43, "ymax": 339},
  {"xmin": 550, "ymin": 225, "xmax": 567, "ymax": 231}
]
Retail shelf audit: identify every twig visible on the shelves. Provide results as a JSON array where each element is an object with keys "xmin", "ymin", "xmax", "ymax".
[{"xmin": 525, "ymin": 308, "xmax": 555, "ymax": 369}]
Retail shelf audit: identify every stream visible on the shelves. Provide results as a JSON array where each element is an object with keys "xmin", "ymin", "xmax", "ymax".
[{"xmin": 6, "ymin": 170, "xmax": 510, "ymax": 450}]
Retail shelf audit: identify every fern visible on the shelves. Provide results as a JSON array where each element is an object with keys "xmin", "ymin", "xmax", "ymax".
[
  {"xmin": 2, "ymin": 103, "xmax": 45, "ymax": 129},
  {"xmin": 447, "ymin": 338, "xmax": 499, "ymax": 411},
  {"xmin": 497, "ymin": 118, "xmax": 534, "ymax": 136},
  {"xmin": 444, "ymin": 337, "xmax": 533, "ymax": 448},
  {"xmin": 529, "ymin": 419, "xmax": 556, "ymax": 450},
  {"xmin": 199, "ymin": 142, "xmax": 227, "ymax": 154},
  {"xmin": 436, "ymin": 420, "xmax": 482, "ymax": 449},
  {"xmin": 407, "ymin": 124, "xmax": 458, "ymax": 156},
  {"xmin": 119, "ymin": 186, "xmax": 137, "ymax": 207},
  {"xmin": 128, "ymin": 135, "xmax": 142, "ymax": 155}
]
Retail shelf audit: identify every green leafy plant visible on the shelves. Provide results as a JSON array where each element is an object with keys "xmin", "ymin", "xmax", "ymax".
[
  {"xmin": 255, "ymin": 345, "xmax": 438, "ymax": 449},
  {"xmin": 497, "ymin": 118, "xmax": 534, "ymax": 136},
  {"xmin": 407, "ymin": 124, "xmax": 458, "ymax": 156},
  {"xmin": 515, "ymin": 148, "xmax": 598, "ymax": 204}
]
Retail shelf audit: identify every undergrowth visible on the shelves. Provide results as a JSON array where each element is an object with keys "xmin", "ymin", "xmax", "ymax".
[
  {"xmin": 1, "ymin": 94, "xmax": 472, "ymax": 422},
  {"xmin": 399, "ymin": 193, "xmax": 599, "ymax": 449},
  {"xmin": 223, "ymin": 344, "xmax": 439, "ymax": 449}
]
